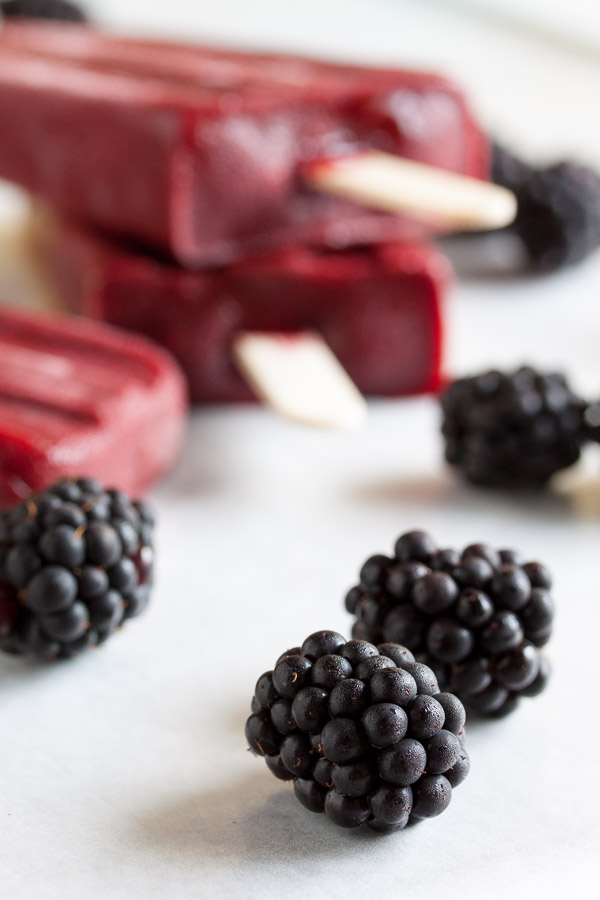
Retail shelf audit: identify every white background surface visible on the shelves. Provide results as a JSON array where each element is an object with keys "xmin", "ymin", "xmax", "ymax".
[
  {"xmin": 431, "ymin": 0, "xmax": 600, "ymax": 56},
  {"xmin": 1, "ymin": 1, "xmax": 600, "ymax": 898}
]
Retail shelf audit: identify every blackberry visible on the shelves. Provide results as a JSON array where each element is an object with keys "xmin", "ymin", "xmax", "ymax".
[
  {"xmin": 0, "ymin": 477, "xmax": 154, "ymax": 660},
  {"xmin": 492, "ymin": 144, "xmax": 600, "ymax": 271},
  {"xmin": 582, "ymin": 400, "xmax": 600, "ymax": 447},
  {"xmin": 0, "ymin": 0, "xmax": 87, "ymax": 20},
  {"xmin": 441, "ymin": 366, "xmax": 586, "ymax": 488},
  {"xmin": 245, "ymin": 630, "xmax": 469, "ymax": 832},
  {"xmin": 346, "ymin": 532, "xmax": 552, "ymax": 716}
]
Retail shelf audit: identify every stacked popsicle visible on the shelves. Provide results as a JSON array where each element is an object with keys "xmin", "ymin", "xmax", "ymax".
[
  {"xmin": 0, "ymin": 23, "xmax": 506, "ymax": 422},
  {"xmin": 0, "ymin": 21, "xmax": 492, "ymax": 265},
  {"xmin": 0, "ymin": 20, "xmax": 517, "ymax": 431},
  {"xmin": 35, "ymin": 213, "xmax": 450, "ymax": 404}
]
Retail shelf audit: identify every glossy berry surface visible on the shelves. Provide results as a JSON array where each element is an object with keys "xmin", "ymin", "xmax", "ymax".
[
  {"xmin": 347, "ymin": 531, "xmax": 552, "ymax": 716},
  {"xmin": 245, "ymin": 630, "xmax": 469, "ymax": 833},
  {"xmin": 441, "ymin": 367, "xmax": 586, "ymax": 488},
  {"xmin": 0, "ymin": 477, "xmax": 154, "ymax": 660}
]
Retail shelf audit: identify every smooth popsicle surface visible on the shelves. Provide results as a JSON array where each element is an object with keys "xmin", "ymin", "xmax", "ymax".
[
  {"xmin": 0, "ymin": 305, "xmax": 188, "ymax": 505},
  {"xmin": 0, "ymin": 23, "xmax": 489, "ymax": 265},
  {"xmin": 32, "ymin": 212, "xmax": 450, "ymax": 403}
]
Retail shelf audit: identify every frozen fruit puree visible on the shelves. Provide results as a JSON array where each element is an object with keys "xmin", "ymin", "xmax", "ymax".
[
  {"xmin": 0, "ymin": 305, "xmax": 187, "ymax": 506},
  {"xmin": 35, "ymin": 216, "xmax": 450, "ymax": 403},
  {"xmin": 0, "ymin": 23, "xmax": 488, "ymax": 266}
]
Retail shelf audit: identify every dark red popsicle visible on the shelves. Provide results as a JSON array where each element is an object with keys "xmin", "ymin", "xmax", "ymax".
[
  {"xmin": 0, "ymin": 304, "xmax": 188, "ymax": 506},
  {"xmin": 34, "ymin": 215, "xmax": 451, "ymax": 403},
  {"xmin": 0, "ymin": 23, "xmax": 488, "ymax": 266}
]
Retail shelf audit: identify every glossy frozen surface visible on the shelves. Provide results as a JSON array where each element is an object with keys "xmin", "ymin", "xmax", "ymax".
[
  {"xmin": 37, "ymin": 217, "xmax": 450, "ymax": 402},
  {"xmin": 0, "ymin": 23, "xmax": 487, "ymax": 265},
  {"xmin": 0, "ymin": 306, "xmax": 187, "ymax": 504}
]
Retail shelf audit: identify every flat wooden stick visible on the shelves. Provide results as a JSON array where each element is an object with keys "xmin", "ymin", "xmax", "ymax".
[
  {"xmin": 305, "ymin": 151, "xmax": 517, "ymax": 231},
  {"xmin": 232, "ymin": 331, "xmax": 367, "ymax": 430}
]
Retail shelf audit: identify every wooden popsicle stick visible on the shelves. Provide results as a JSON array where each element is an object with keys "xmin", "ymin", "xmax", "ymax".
[
  {"xmin": 232, "ymin": 331, "xmax": 368, "ymax": 430},
  {"xmin": 305, "ymin": 151, "xmax": 517, "ymax": 231}
]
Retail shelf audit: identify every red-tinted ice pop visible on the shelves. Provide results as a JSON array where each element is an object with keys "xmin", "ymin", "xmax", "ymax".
[
  {"xmin": 0, "ymin": 23, "xmax": 514, "ymax": 267},
  {"xmin": 0, "ymin": 305, "xmax": 187, "ymax": 506},
  {"xmin": 33, "ymin": 213, "xmax": 450, "ymax": 409}
]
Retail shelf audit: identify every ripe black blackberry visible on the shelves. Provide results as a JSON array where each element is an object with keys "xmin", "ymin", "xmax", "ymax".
[
  {"xmin": 0, "ymin": 0, "xmax": 87, "ymax": 20},
  {"xmin": 492, "ymin": 144, "xmax": 600, "ymax": 271},
  {"xmin": 245, "ymin": 630, "xmax": 469, "ymax": 833},
  {"xmin": 441, "ymin": 366, "xmax": 586, "ymax": 488},
  {"xmin": 0, "ymin": 477, "xmax": 154, "ymax": 660},
  {"xmin": 346, "ymin": 532, "xmax": 552, "ymax": 717}
]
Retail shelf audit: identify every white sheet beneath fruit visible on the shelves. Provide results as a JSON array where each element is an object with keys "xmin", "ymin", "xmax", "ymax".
[{"xmin": 0, "ymin": 1, "xmax": 598, "ymax": 898}]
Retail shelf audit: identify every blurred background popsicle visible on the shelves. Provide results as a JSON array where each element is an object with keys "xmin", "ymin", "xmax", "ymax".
[
  {"xmin": 0, "ymin": 22, "xmax": 498, "ymax": 267},
  {"xmin": 31, "ymin": 210, "xmax": 450, "ymax": 403},
  {"xmin": 0, "ymin": 304, "xmax": 187, "ymax": 506}
]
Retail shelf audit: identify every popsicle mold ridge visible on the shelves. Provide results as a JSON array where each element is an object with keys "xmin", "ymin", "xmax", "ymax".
[{"xmin": 0, "ymin": 304, "xmax": 188, "ymax": 505}]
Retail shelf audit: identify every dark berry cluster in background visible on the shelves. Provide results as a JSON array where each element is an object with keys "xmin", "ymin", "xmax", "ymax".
[
  {"xmin": 246, "ymin": 630, "xmax": 469, "ymax": 833},
  {"xmin": 492, "ymin": 144, "xmax": 600, "ymax": 271},
  {"xmin": 0, "ymin": 0, "xmax": 87, "ymax": 20},
  {"xmin": 441, "ymin": 366, "xmax": 587, "ymax": 488},
  {"xmin": 0, "ymin": 478, "xmax": 154, "ymax": 660},
  {"xmin": 346, "ymin": 531, "xmax": 552, "ymax": 717}
]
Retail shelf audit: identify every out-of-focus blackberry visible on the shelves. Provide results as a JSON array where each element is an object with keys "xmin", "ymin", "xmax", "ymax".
[
  {"xmin": 491, "ymin": 144, "xmax": 535, "ymax": 192},
  {"xmin": 245, "ymin": 630, "xmax": 469, "ymax": 833},
  {"xmin": 0, "ymin": 477, "xmax": 154, "ymax": 660},
  {"xmin": 582, "ymin": 400, "xmax": 600, "ymax": 446},
  {"xmin": 346, "ymin": 532, "xmax": 552, "ymax": 717},
  {"xmin": 492, "ymin": 144, "xmax": 600, "ymax": 271},
  {"xmin": 0, "ymin": 0, "xmax": 87, "ymax": 20},
  {"xmin": 441, "ymin": 366, "xmax": 586, "ymax": 488}
]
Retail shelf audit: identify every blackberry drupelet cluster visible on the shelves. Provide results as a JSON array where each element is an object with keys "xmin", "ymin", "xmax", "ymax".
[
  {"xmin": 245, "ymin": 630, "xmax": 469, "ymax": 833},
  {"xmin": 492, "ymin": 144, "xmax": 600, "ymax": 271},
  {"xmin": 441, "ymin": 366, "xmax": 586, "ymax": 488},
  {"xmin": 0, "ymin": 477, "xmax": 154, "ymax": 660},
  {"xmin": 346, "ymin": 531, "xmax": 552, "ymax": 717},
  {"xmin": 0, "ymin": 0, "xmax": 87, "ymax": 19}
]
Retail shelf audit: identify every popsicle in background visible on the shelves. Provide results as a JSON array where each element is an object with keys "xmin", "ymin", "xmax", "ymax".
[
  {"xmin": 31, "ymin": 210, "xmax": 450, "ymax": 405},
  {"xmin": 0, "ymin": 22, "xmax": 515, "ymax": 268},
  {"xmin": 0, "ymin": 18, "xmax": 518, "ymax": 429},
  {"xmin": 0, "ymin": 304, "xmax": 187, "ymax": 506}
]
